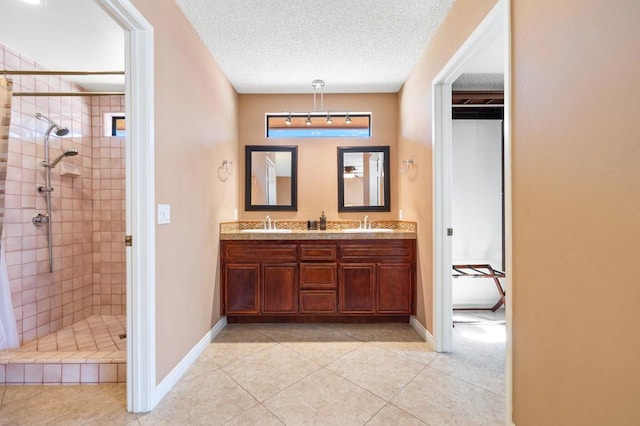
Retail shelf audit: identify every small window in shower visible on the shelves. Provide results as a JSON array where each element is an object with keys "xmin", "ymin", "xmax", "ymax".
[{"xmin": 104, "ymin": 112, "xmax": 126, "ymax": 137}]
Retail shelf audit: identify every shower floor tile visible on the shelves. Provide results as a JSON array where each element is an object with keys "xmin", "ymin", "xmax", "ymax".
[
  {"xmin": 0, "ymin": 315, "xmax": 126, "ymax": 384},
  {"xmin": 31, "ymin": 315, "xmax": 125, "ymax": 352}
]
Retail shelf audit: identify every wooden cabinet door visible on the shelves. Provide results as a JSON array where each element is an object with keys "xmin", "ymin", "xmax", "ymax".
[
  {"xmin": 224, "ymin": 263, "xmax": 260, "ymax": 314},
  {"xmin": 377, "ymin": 263, "xmax": 413, "ymax": 314},
  {"xmin": 339, "ymin": 263, "xmax": 375, "ymax": 313},
  {"xmin": 262, "ymin": 263, "xmax": 298, "ymax": 314}
]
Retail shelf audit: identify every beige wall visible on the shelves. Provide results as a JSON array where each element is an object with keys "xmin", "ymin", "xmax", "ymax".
[
  {"xmin": 238, "ymin": 93, "xmax": 398, "ymax": 222},
  {"xmin": 512, "ymin": 1, "xmax": 640, "ymax": 424},
  {"xmin": 121, "ymin": 0, "xmax": 640, "ymax": 419},
  {"xmin": 398, "ymin": 0, "xmax": 497, "ymax": 329},
  {"xmin": 403, "ymin": 0, "xmax": 640, "ymax": 422},
  {"xmin": 131, "ymin": 0, "xmax": 238, "ymax": 382}
]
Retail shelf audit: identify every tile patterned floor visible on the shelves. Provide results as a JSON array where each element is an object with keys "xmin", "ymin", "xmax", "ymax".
[
  {"xmin": 19, "ymin": 315, "xmax": 126, "ymax": 353},
  {"xmin": 0, "ymin": 315, "xmax": 126, "ymax": 385},
  {"xmin": 0, "ymin": 314, "xmax": 505, "ymax": 425}
]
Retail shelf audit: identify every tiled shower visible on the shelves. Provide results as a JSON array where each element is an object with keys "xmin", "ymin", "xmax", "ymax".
[{"xmin": 0, "ymin": 43, "xmax": 126, "ymax": 348}]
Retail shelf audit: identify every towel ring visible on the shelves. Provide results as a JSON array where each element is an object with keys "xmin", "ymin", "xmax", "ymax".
[{"xmin": 222, "ymin": 160, "xmax": 234, "ymax": 176}]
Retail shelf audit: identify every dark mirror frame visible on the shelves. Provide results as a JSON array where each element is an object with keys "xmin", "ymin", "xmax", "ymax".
[
  {"xmin": 337, "ymin": 146, "xmax": 391, "ymax": 212},
  {"xmin": 245, "ymin": 145, "xmax": 298, "ymax": 211}
]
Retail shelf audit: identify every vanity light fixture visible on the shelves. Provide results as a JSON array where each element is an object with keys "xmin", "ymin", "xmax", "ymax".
[
  {"xmin": 266, "ymin": 80, "xmax": 372, "ymax": 138},
  {"xmin": 285, "ymin": 80, "xmax": 353, "ymax": 128},
  {"xmin": 399, "ymin": 159, "xmax": 414, "ymax": 174}
]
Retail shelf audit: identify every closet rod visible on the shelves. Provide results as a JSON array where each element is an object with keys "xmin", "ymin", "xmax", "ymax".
[
  {"xmin": 1, "ymin": 70, "xmax": 124, "ymax": 76},
  {"xmin": 14, "ymin": 91, "xmax": 124, "ymax": 97}
]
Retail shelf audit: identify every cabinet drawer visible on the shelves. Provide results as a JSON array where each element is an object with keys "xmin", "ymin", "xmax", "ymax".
[
  {"xmin": 300, "ymin": 263, "xmax": 337, "ymax": 289},
  {"xmin": 299, "ymin": 244, "xmax": 337, "ymax": 261},
  {"xmin": 223, "ymin": 243, "xmax": 297, "ymax": 263},
  {"xmin": 300, "ymin": 290, "xmax": 337, "ymax": 314},
  {"xmin": 340, "ymin": 241, "xmax": 414, "ymax": 262}
]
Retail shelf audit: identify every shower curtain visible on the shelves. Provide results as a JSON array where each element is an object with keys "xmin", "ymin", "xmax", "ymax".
[{"xmin": 0, "ymin": 76, "xmax": 18, "ymax": 350}]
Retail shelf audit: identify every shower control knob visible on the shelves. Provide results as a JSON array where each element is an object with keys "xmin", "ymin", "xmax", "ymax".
[{"xmin": 32, "ymin": 213, "xmax": 50, "ymax": 225}]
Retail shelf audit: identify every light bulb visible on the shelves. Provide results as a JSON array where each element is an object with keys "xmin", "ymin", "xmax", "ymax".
[
  {"xmin": 285, "ymin": 114, "xmax": 292, "ymax": 126},
  {"xmin": 326, "ymin": 113, "xmax": 332, "ymax": 125},
  {"xmin": 305, "ymin": 115, "xmax": 312, "ymax": 126},
  {"xmin": 345, "ymin": 114, "xmax": 352, "ymax": 124}
]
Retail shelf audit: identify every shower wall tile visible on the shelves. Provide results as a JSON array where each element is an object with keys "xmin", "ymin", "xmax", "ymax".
[
  {"xmin": 91, "ymin": 95, "xmax": 125, "ymax": 316},
  {"xmin": 1, "ymin": 43, "xmax": 124, "ymax": 345}
]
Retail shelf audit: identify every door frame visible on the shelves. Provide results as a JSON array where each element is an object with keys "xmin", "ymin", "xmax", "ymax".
[
  {"xmin": 94, "ymin": 0, "xmax": 156, "ymax": 413},
  {"xmin": 432, "ymin": 0, "xmax": 512, "ymax": 422}
]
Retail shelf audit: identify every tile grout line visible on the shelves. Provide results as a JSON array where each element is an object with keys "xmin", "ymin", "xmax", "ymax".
[
  {"xmin": 362, "ymin": 400, "xmax": 433, "ymax": 426},
  {"xmin": 213, "ymin": 326, "xmax": 360, "ymax": 424},
  {"xmin": 424, "ymin": 362, "xmax": 505, "ymax": 398}
]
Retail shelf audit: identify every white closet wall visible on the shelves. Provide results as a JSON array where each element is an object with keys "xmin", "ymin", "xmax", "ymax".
[{"xmin": 452, "ymin": 119, "xmax": 503, "ymax": 308}]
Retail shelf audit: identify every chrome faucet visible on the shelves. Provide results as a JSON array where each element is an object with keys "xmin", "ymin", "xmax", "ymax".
[
  {"xmin": 363, "ymin": 215, "xmax": 370, "ymax": 229},
  {"xmin": 264, "ymin": 215, "xmax": 272, "ymax": 230}
]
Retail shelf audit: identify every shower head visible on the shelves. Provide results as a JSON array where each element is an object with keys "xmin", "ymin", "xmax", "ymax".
[
  {"xmin": 49, "ymin": 148, "xmax": 78, "ymax": 168},
  {"xmin": 36, "ymin": 113, "xmax": 69, "ymax": 137},
  {"xmin": 54, "ymin": 127, "xmax": 69, "ymax": 137}
]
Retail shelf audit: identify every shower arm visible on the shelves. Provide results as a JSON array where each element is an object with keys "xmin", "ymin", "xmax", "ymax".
[{"xmin": 43, "ymin": 125, "xmax": 55, "ymax": 165}]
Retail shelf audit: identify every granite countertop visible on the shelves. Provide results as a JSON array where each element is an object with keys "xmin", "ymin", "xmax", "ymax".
[{"xmin": 220, "ymin": 220, "xmax": 417, "ymax": 240}]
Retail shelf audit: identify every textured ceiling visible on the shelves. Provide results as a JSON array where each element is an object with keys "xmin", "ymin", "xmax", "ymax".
[
  {"xmin": 1, "ymin": 0, "xmax": 502, "ymax": 95},
  {"xmin": 175, "ymin": 0, "xmax": 456, "ymax": 93}
]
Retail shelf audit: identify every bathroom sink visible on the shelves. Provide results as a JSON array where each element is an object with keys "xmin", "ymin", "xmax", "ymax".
[
  {"xmin": 240, "ymin": 229, "xmax": 293, "ymax": 233},
  {"xmin": 343, "ymin": 228, "xmax": 394, "ymax": 233}
]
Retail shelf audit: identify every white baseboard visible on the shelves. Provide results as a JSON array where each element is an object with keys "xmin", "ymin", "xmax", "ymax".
[
  {"xmin": 410, "ymin": 315, "xmax": 435, "ymax": 351},
  {"xmin": 152, "ymin": 316, "xmax": 227, "ymax": 408}
]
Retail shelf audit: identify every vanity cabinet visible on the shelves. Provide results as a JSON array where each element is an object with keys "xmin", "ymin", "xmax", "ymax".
[
  {"xmin": 339, "ymin": 241, "xmax": 415, "ymax": 315},
  {"xmin": 224, "ymin": 263, "xmax": 260, "ymax": 314},
  {"xmin": 221, "ymin": 239, "xmax": 415, "ymax": 321},
  {"xmin": 262, "ymin": 263, "xmax": 298, "ymax": 314},
  {"xmin": 339, "ymin": 264, "xmax": 376, "ymax": 313},
  {"xmin": 299, "ymin": 242, "xmax": 338, "ymax": 314},
  {"xmin": 222, "ymin": 242, "xmax": 298, "ymax": 315},
  {"xmin": 377, "ymin": 264, "xmax": 413, "ymax": 314}
]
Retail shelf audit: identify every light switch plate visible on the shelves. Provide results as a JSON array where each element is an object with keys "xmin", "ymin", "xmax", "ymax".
[{"xmin": 158, "ymin": 204, "xmax": 170, "ymax": 225}]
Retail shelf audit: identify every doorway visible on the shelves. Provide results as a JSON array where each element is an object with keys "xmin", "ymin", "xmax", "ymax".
[
  {"xmin": 94, "ymin": 0, "xmax": 155, "ymax": 412},
  {"xmin": 431, "ymin": 0, "xmax": 512, "ymax": 422}
]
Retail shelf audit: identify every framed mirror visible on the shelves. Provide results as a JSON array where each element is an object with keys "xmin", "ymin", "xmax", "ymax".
[
  {"xmin": 338, "ymin": 146, "xmax": 390, "ymax": 212},
  {"xmin": 245, "ymin": 145, "xmax": 297, "ymax": 211}
]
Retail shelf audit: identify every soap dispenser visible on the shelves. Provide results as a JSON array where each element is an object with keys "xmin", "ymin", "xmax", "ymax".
[{"xmin": 319, "ymin": 211, "xmax": 327, "ymax": 230}]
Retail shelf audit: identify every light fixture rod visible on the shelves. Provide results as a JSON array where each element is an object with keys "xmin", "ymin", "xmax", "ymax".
[{"xmin": 311, "ymin": 79, "xmax": 325, "ymax": 111}]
